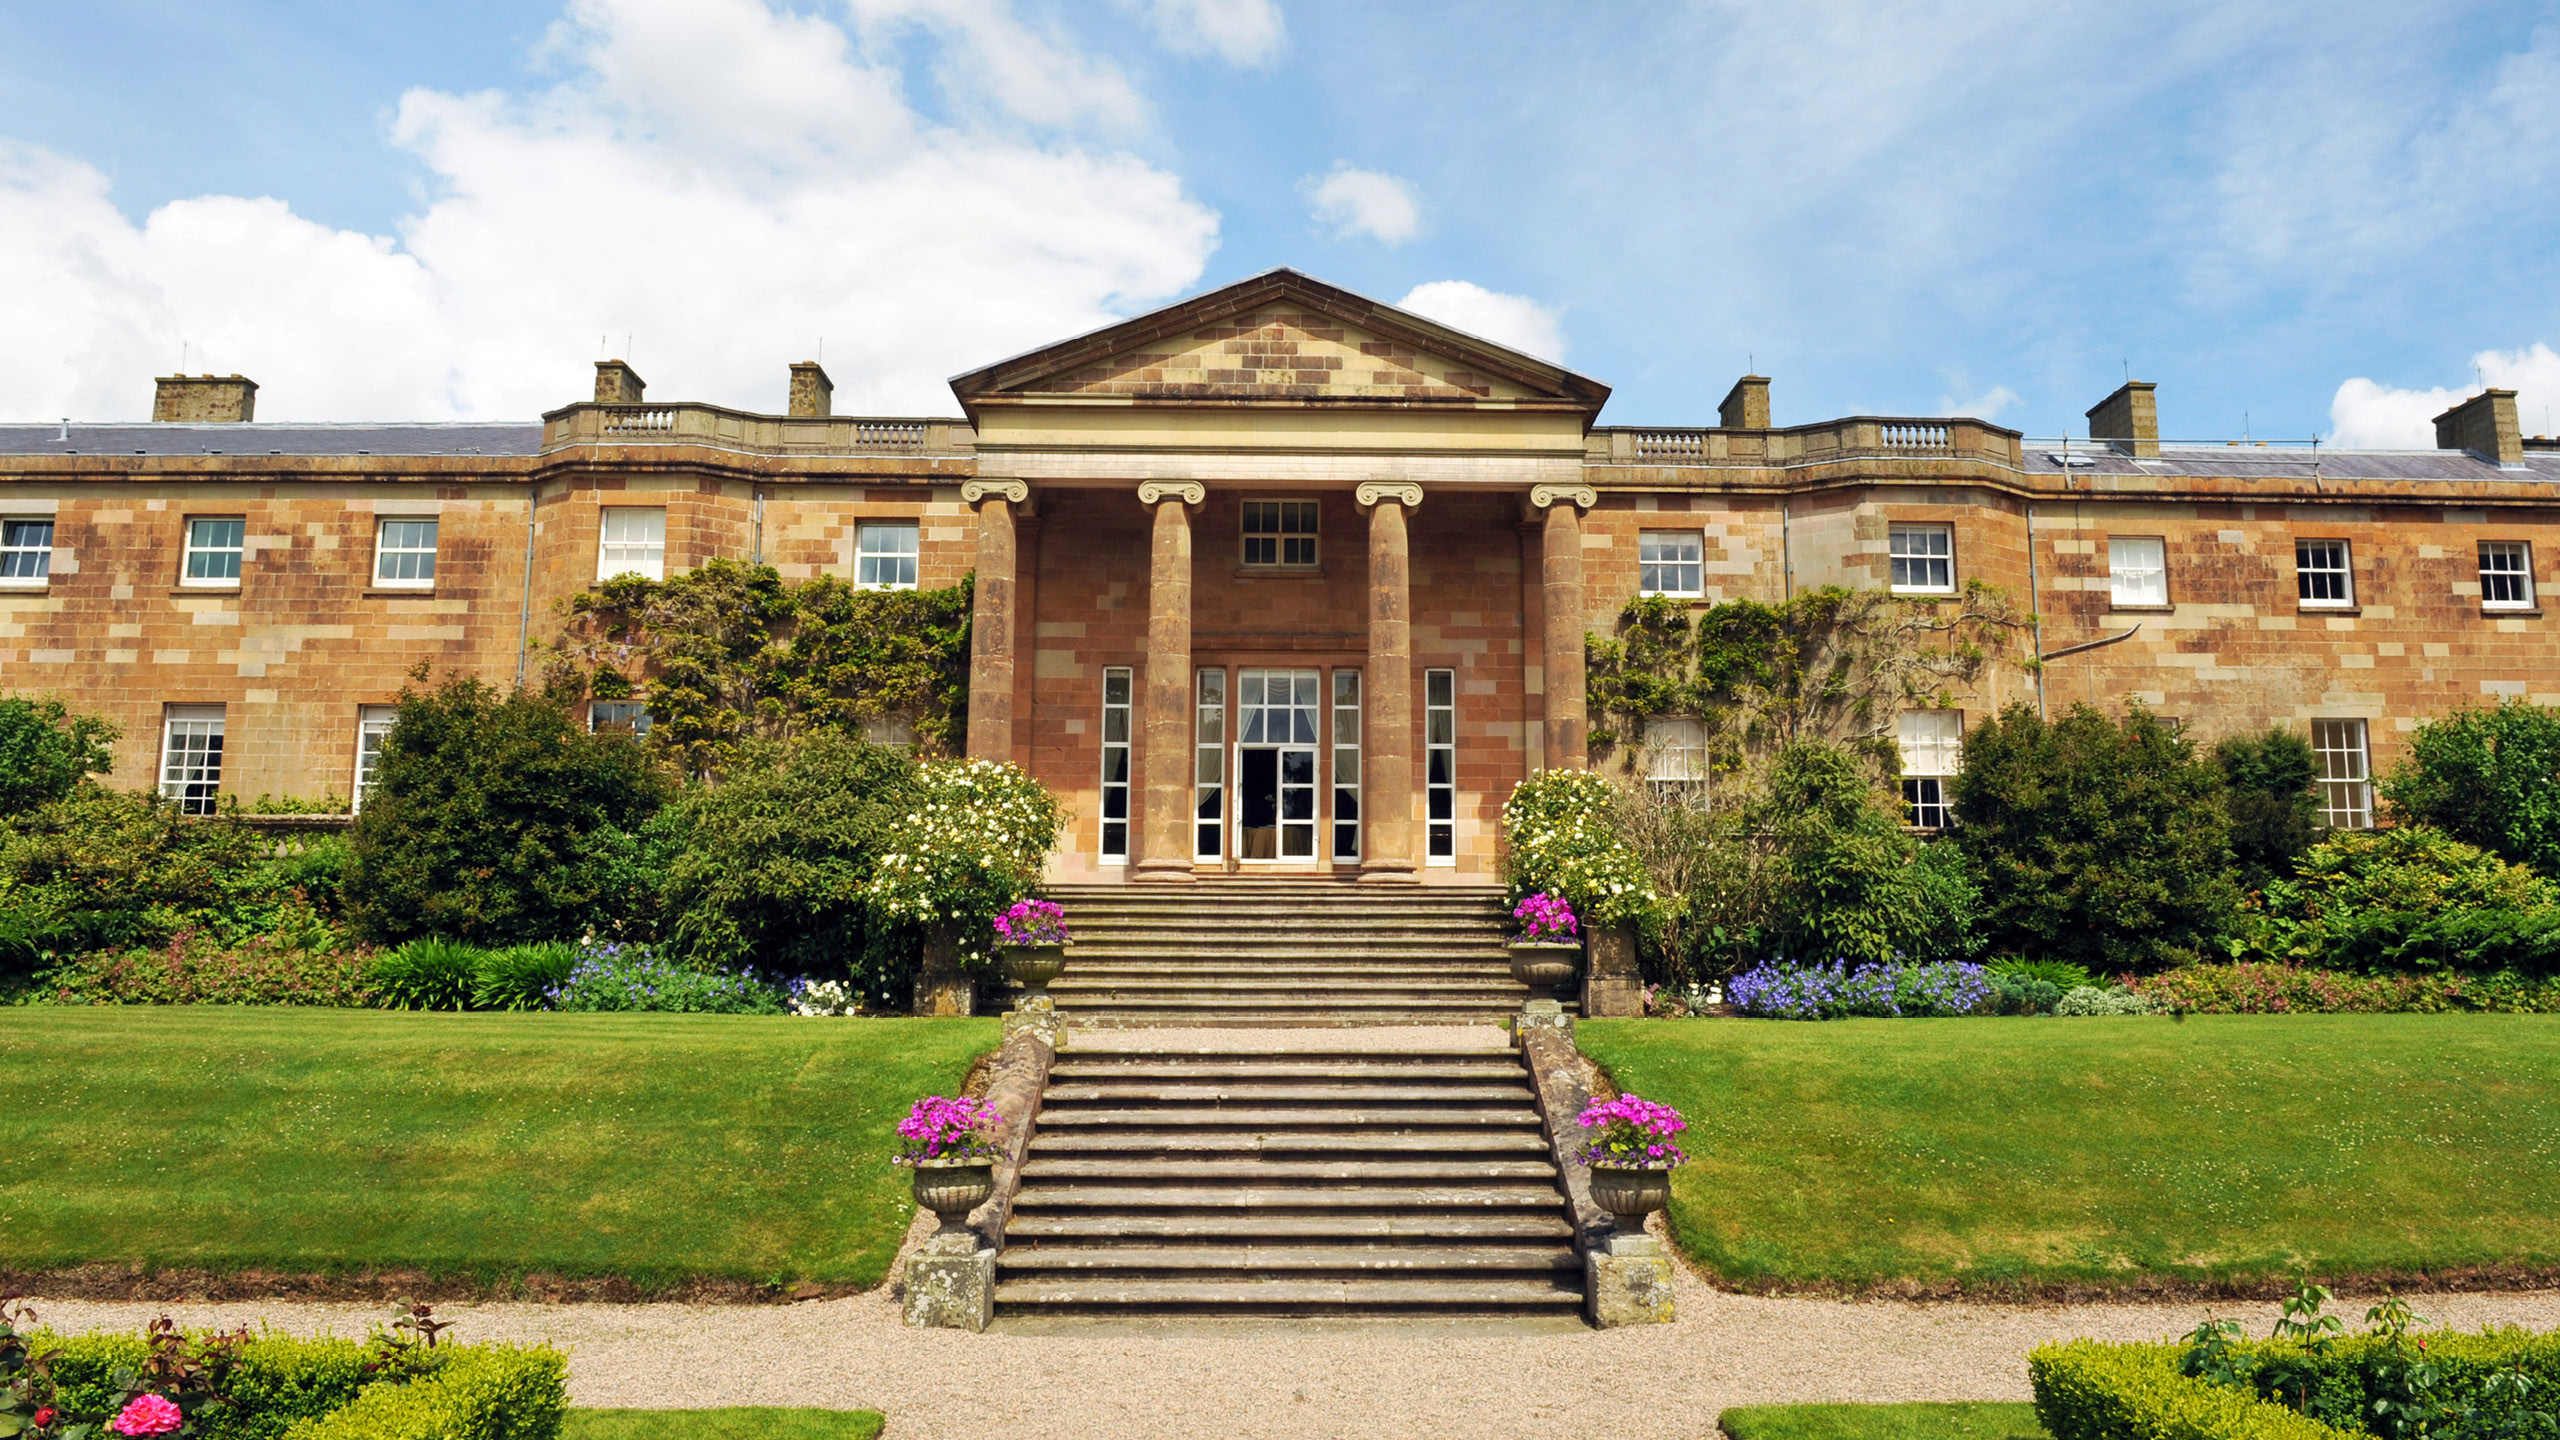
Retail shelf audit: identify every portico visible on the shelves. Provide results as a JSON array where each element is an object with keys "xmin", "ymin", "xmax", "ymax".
[{"xmin": 947, "ymin": 268, "xmax": 1609, "ymax": 885}]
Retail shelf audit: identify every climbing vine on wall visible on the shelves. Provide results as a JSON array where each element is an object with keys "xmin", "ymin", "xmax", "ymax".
[
  {"xmin": 1586, "ymin": 582, "xmax": 2036, "ymax": 783},
  {"xmin": 546, "ymin": 558, "xmax": 973, "ymax": 776}
]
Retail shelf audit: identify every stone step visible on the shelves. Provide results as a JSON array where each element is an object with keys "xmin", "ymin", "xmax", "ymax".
[
  {"xmin": 1010, "ymin": 1185, "xmax": 1566, "ymax": 1211},
  {"xmin": 994, "ymin": 1244, "xmax": 1578, "ymax": 1276},
  {"xmin": 1030, "ymin": 1106, "xmax": 1543, "ymax": 1129},
  {"xmin": 1029, "ymin": 1131, "xmax": 1552, "ymax": 1156},
  {"xmin": 1041, "ymin": 1083, "xmax": 1532, "ymax": 1106},
  {"xmin": 1018, "ymin": 1158, "xmax": 1558, "ymax": 1182},
  {"xmin": 1002, "ymin": 1212, "xmax": 1576, "ymax": 1241},
  {"xmin": 987, "ymin": 1279, "xmax": 1582, "ymax": 1311},
  {"xmin": 1045, "ymin": 1061, "xmax": 1528, "ymax": 1081},
  {"xmin": 1065, "ymin": 1013, "xmax": 1546, "ymax": 1029}
]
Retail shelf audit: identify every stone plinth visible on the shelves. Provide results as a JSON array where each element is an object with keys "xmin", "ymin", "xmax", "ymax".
[
  {"xmin": 913, "ymin": 924, "xmax": 973, "ymax": 1016},
  {"xmin": 903, "ymin": 1232, "xmax": 994, "ymax": 1331},
  {"xmin": 1585, "ymin": 1232, "xmax": 1675, "ymax": 1328},
  {"xmin": 1582, "ymin": 922, "xmax": 1642, "ymax": 1018},
  {"xmin": 1001, "ymin": 996, "xmax": 1061, "ymax": 1045}
]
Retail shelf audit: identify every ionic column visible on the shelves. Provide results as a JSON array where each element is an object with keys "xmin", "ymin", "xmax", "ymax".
[
  {"xmin": 1532, "ymin": 484, "xmax": 1598, "ymax": 771},
  {"xmin": 1131, "ymin": 481, "xmax": 1203, "ymax": 885},
  {"xmin": 1359, "ymin": 481, "xmax": 1424, "ymax": 884},
  {"xmin": 962, "ymin": 480, "xmax": 1027, "ymax": 761}
]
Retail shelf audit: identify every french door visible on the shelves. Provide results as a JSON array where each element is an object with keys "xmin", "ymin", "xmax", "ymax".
[{"xmin": 1235, "ymin": 668, "xmax": 1321, "ymax": 861}]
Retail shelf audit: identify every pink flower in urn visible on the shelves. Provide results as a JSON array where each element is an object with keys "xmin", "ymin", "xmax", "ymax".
[
  {"xmin": 111, "ymin": 1395, "xmax": 184, "ymax": 1437},
  {"xmin": 1512, "ymin": 891, "xmax": 1579, "ymax": 942}
]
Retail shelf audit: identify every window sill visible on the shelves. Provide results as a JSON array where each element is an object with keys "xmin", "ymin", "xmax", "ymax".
[
  {"xmin": 2299, "ymin": 604, "xmax": 2360, "ymax": 616},
  {"xmin": 852, "ymin": 582, "xmax": 920, "ymax": 593},
  {"xmin": 0, "ymin": 580, "xmax": 51, "ymax": 591},
  {"xmin": 1637, "ymin": 590, "xmax": 1706, "ymax": 602},
  {"xmin": 364, "ymin": 587, "xmax": 439, "ymax": 598},
  {"xmin": 1234, "ymin": 565, "xmax": 1324, "ymax": 579},
  {"xmin": 1890, "ymin": 588, "xmax": 1958, "ymax": 599},
  {"xmin": 2103, "ymin": 604, "xmax": 2175, "ymax": 614},
  {"xmin": 171, "ymin": 585, "xmax": 241, "ymax": 596},
  {"xmin": 2484, "ymin": 607, "xmax": 2543, "ymax": 618}
]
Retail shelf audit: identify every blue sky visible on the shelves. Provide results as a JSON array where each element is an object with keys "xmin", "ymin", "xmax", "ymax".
[{"xmin": 3, "ymin": 0, "xmax": 2557, "ymax": 442}]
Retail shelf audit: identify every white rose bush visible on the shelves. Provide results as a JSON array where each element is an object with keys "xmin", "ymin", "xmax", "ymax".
[
  {"xmin": 1500, "ymin": 769, "xmax": 1663, "ymax": 932},
  {"xmin": 861, "ymin": 759, "xmax": 1066, "ymax": 969}
]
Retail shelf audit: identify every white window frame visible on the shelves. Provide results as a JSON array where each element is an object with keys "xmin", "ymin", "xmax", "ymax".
[
  {"xmin": 598, "ymin": 507, "xmax": 666, "ymax": 581},
  {"xmin": 1331, "ymin": 668, "xmax": 1362, "ymax": 862},
  {"xmin": 160, "ymin": 704, "xmax": 226, "ymax": 815},
  {"xmin": 372, "ymin": 517, "xmax": 439, "ymax": 588},
  {"xmin": 0, "ymin": 517, "xmax": 53, "ymax": 585},
  {"xmin": 2480, "ymin": 541, "xmax": 2535, "ymax": 610},
  {"xmin": 353, "ymin": 706, "xmax": 397, "ymax": 812},
  {"xmin": 181, "ymin": 516, "xmax": 245, "ymax": 587},
  {"xmin": 1425, "ymin": 668, "xmax": 1457, "ymax": 864},
  {"xmin": 855, "ymin": 520, "xmax": 920, "ymax": 591},
  {"xmin": 2311, "ymin": 718, "xmax": 2372, "ymax": 829},
  {"xmin": 1643, "ymin": 716, "xmax": 1708, "ymax": 806},
  {"xmin": 1638, "ymin": 531, "xmax": 1705, "ymax": 598},
  {"xmin": 1100, "ymin": 666, "xmax": 1133, "ymax": 863},
  {"xmin": 2296, "ymin": 538, "xmax": 2354, "ymax": 607},
  {"xmin": 1194, "ymin": 668, "xmax": 1227, "ymax": 863},
  {"xmin": 2107, "ymin": 535, "xmax": 2169, "ymax": 608},
  {"xmin": 1888, "ymin": 523, "xmax": 1955, "ymax": 595},
  {"xmin": 1241, "ymin": 499, "xmax": 1319, "ymax": 569},
  {"xmin": 589, "ymin": 700, "xmax": 652, "ymax": 736},
  {"xmin": 1897, "ymin": 710, "xmax": 1963, "ymax": 830}
]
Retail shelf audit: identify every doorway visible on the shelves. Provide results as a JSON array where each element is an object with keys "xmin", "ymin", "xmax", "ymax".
[{"xmin": 1235, "ymin": 668, "xmax": 1320, "ymax": 861}]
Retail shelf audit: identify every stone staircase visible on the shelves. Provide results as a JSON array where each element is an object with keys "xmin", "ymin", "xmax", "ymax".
[
  {"xmin": 1033, "ymin": 881, "xmax": 1568, "ymax": 1027},
  {"xmin": 986, "ymin": 881, "xmax": 1587, "ymax": 1321},
  {"xmin": 994, "ymin": 1033, "xmax": 1582, "ymax": 1318}
]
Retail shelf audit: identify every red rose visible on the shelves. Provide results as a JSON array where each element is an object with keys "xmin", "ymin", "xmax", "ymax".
[{"xmin": 35, "ymin": 1409, "xmax": 57, "ymax": 1428}]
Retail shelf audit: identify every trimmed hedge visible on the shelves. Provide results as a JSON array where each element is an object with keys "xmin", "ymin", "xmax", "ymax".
[
  {"xmin": 2213, "ymin": 1330, "xmax": 2560, "ymax": 1434},
  {"xmin": 2029, "ymin": 1342, "xmax": 2348, "ymax": 1440},
  {"xmin": 39, "ymin": 1332, "xmax": 376, "ymax": 1440},
  {"xmin": 284, "ymin": 1345, "xmax": 566, "ymax": 1440}
]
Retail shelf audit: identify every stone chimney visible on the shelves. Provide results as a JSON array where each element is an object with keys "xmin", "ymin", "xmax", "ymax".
[
  {"xmin": 594, "ymin": 360, "xmax": 647, "ymax": 404},
  {"xmin": 2086, "ymin": 380, "xmax": 2159, "ymax": 457},
  {"xmin": 1718, "ymin": 375, "xmax": 1770, "ymax": 430},
  {"xmin": 153, "ymin": 374, "xmax": 257, "ymax": 423},
  {"xmin": 788, "ymin": 361, "xmax": 834, "ymax": 418},
  {"xmin": 2435, "ymin": 389, "xmax": 2523, "ymax": 466}
]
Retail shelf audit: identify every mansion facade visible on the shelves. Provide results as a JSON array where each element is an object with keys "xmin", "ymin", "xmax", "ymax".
[{"xmin": 3, "ymin": 269, "xmax": 2555, "ymax": 884}]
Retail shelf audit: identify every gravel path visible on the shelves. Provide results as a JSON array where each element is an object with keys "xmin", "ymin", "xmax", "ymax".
[{"xmin": 30, "ymin": 1216, "xmax": 2560, "ymax": 1440}]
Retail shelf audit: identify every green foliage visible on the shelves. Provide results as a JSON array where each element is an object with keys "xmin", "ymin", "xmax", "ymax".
[
  {"xmin": 2171, "ymin": 1316, "xmax": 2560, "ymax": 1440},
  {"xmin": 0, "ymin": 787, "xmax": 310, "ymax": 974},
  {"xmin": 1754, "ymin": 743, "xmax": 1981, "ymax": 966},
  {"xmin": 471, "ymin": 942, "xmax": 581, "ymax": 1012},
  {"xmin": 346, "ymin": 672, "xmax": 670, "ymax": 946},
  {"xmin": 2215, "ymin": 729, "xmax": 2322, "ymax": 893},
  {"xmin": 550, "ymin": 945, "xmax": 786, "ymax": 1014},
  {"xmin": 368, "ymin": 939, "xmax": 483, "ymax": 1011},
  {"xmin": 859, "ymin": 758, "xmax": 1064, "ymax": 967},
  {"xmin": 2238, "ymin": 827, "xmax": 2560, "ymax": 974},
  {"xmin": 2382, "ymin": 700, "xmax": 2560, "ymax": 875},
  {"xmin": 2127, "ymin": 962, "xmax": 2560, "ymax": 1014},
  {"xmin": 33, "ymin": 935, "xmax": 375, "ymax": 1007},
  {"xmin": 549, "ymin": 559, "xmax": 973, "ymax": 776},
  {"xmin": 2054, "ymin": 985, "xmax": 2155, "ymax": 1016},
  {"xmin": 1991, "ymin": 957, "xmax": 2098, "ymax": 990},
  {"xmin": 2029, "ymin": 1341, "xmax": 2350, "ymax": 1440},
  {"xmin": 563, "ymin": 1411, "xmax": 886, "ymax": 1440},
  {"xmin": 35, "ymin": 1330, "xmax": 377, "ymax": 1440},
  {"xmin": 283, "ymin": 1344, "xmax": 567, "ymax": 1440},
  {"xmin": 1499, "ymin": 769, "xmax": 1662, "ymax": 932},
  {"xmin": 658, "ymin": 733, "xmax": 921, "ymax": 988},
  {"xmin": 0, "ymin": 697, "xmax": 116, "ymax": 816},
  {"xmin": 1586, "ymin": 582, "xmax": 2033, "ymax": 778},
  {"xmin": 1717, "ymin": 1403, "xmax": 2047, "ymax": 1440},
  {"xmin": 1953, "ymin": 702, "xmax": 2240, "ymax": 971}
]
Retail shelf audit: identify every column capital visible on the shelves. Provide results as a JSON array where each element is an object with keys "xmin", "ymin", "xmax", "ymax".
[
  {"xmin": 1355, "ymin": 480, "xmax": 1423, "ymax": 510},
  {"xmin": 1530, "ymin": 483, "xmax": 1598, "ymax": 512},
  {"xmin": 1136, "ymin": 480, "xmax": 1205, "ymax": 508},
  {"xmin": 960, "ymin": 479, "xmax": 1028, "ymax": 506}
]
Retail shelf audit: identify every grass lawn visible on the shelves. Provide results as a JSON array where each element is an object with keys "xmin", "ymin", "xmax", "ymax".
[
  {"xmin": 0, "ymin": 1009, "xmax": 996, "ymax": 1290},
  {"xmin": 1719, "ymin": 1403, "xmax": 2045, "ymax": 1440},
  {"xmin": 566, "ymin": 1410, "xmax": 884, "ymax": 1440},
  {"xmin": 1579, "ymin": 1013, "xmax": 2560, "ymax": 1292}
]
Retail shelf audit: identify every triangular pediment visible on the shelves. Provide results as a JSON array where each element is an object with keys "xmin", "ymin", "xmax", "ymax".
[{"xmin": 950, "ymin": 269, "xmax": 1609, "ymax": 417}]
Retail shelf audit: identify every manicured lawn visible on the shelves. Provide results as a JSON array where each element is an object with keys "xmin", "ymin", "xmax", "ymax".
[
  {"xmin": 1579, "ymin": 1014, "xmax": 2560, "ymax": 1291},
  {"xmin": 0, "ymin": 1009, "xmax": 996, "ymax": 1290},
  {"xmin": 566, "ymin": 1409, "xmax": 885, "ymax": 1440},
  {"xmin": 1720, "ymin": 1403, "xmax": 2046, "ymax": 1440}
]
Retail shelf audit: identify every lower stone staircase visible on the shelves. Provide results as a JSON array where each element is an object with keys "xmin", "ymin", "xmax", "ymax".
[{"xmin": 988, "ymin": 881, "xmax": 1587, "ymax": 1320}]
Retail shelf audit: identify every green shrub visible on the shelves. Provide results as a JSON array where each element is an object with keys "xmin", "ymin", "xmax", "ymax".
[
  {"xmin": 0, "ymin": 788, "xmax": 283, "ymax": 972},
  {"xmin": 1991, "ymin": 957, "xmax": 2097, "ymax": 990},
  {"xmin": 2029, "ymin": 1340, "xmax": 2348, "ymax": 1440},
  {"xmin": 2215, "ymin": 728, "xmax": 2321, "ymax": 894},
  {"xmin": 471, "ymin": 942, "xmax": 581, "ymax": 1011},
  {"xmin": 2240, "ymin": 827, "xmax": 2559, "ymax": 974},
  {"xmin": 36, "ymin": 1329, "xmax": 378, "ymax": 1440},
  {"xmin": 370, "ymin": 938, "xmax": 483, "ymax": 1011},
  {"xmin": 0, "ymin": 697, "xmax": 117, "ymax": 817},
  {"xmin": 658, "ymin": 733, "xmax": 920, "ymax": 984},
  {"xmin": 2054, "ymin": 985, "xmax": 2153, "ymax": 1016},
  {"xmin": 282, "ymin": 1344, "xmax": 567, "ymax": 1440},
  {"xmin": 2127, "ymin": 963, "xmax": 2560, "ymax": 1014},
  {"xmin": 347, "ymin": 673, "xmax": 670, "ymax": 946},
  {"xmin": 2183, "ymin": 1323, "xmax": 2560, "ymax": 1437},
  {"xmin": 2381, "ymin": 700, "xmax": 2560, "ymax": 875},
  {"xmin": 32, "ymin": 935, "xmax": 377, "ymax": 1007},
  {"xmin": 1953, "ymin": 703, "xmax": 2240, "ymax": 971},
  {"xmin": 1987, "ymin": 973, "xmax": 2064, "ymax": 1015},
  {"xmin": 1501, "ymin": 769, "xmax": 1662, "ymax": 931}
]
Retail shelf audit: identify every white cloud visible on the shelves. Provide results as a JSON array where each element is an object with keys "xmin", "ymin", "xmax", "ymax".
[
  {"xmin": 2328, "ymin": 343, "xmax": 2560, "ymax": 448},
  {"xmin": 0, "ymin": 0, "xmax": 1218, "ymax": 422},
  {"xmin": 1300, "ymin": 165, "xmax": 1422, "ymax": 246},
  {"xmin": 1116, "ymin": 0, "xmax": 1285, "ymax": 67},
  {"xmin": 1940, "ymin": 384, "xmax": 2021, "ymax": 422},
  {"xmin": 1395, "ymin": 280, "xmax": 1567, "ymax": 363}
]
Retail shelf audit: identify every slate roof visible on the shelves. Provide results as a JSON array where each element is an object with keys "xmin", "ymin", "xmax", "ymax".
[
  {"xmin": 0, "ymin": 422, "xmax": 545, "ymax": 458},
  {"xmin": 2019, "ymin": 442, "xmax": 2560, "ymax": 484}
]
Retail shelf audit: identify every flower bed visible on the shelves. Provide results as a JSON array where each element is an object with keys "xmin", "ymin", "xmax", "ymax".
[
  {"xmin": 2128, "ymin": 962, "xmax": 2560, "ymax": 1015},
  {"xmin": 1726, "ymin": 959, "xmax": 1999, "ymax": 1019}
]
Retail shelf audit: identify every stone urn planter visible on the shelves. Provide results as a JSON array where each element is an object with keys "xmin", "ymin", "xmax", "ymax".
[
  {"xmin": 1000, "ymin": 944, "xmax": 1066, "ymax": 1003},
  {"xmin": 1587, "ymin": 1163, "xmax": 1673, "ymax": 1224},
  {"xmin": 910, "ymin": 1158, "xmax": 997, "ymax": 1234},
  {"xmin": 1508, "ymin": 941, "xmax": 1581, "ymax": 1004}
]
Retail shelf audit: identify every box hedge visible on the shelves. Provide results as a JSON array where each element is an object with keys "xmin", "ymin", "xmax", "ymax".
[
  {"xmin": 2031, "ymin": 1331, "xmax": 2560, "ymax": 1440},
  {"xmin": 283, "ymin": 1345, "xmax": 565, "ymax": 1440},
  {"xmin": 31, "ymin": 1330, "xmax": 563, "ymax": 1440}
]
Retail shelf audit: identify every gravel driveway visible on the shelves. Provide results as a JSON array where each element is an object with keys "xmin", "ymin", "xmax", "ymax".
[{"xmin": 30, "ymin": 1210, "xmax": 2560, "ymax": 1440}]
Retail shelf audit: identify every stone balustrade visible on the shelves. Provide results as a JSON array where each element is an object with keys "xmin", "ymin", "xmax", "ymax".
[
  {"xmin": 540, "ymin": 402, "xmax": 975, "ymax": 456},
  {"xmin": 1591, "ymin": 415, "xmax": 2024, "ymax": 468}
]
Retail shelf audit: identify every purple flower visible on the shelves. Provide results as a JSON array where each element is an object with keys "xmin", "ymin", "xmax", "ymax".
[{"xmin": 1513, "ymin": 891, "xmax": 1579, "ymax": 942}]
